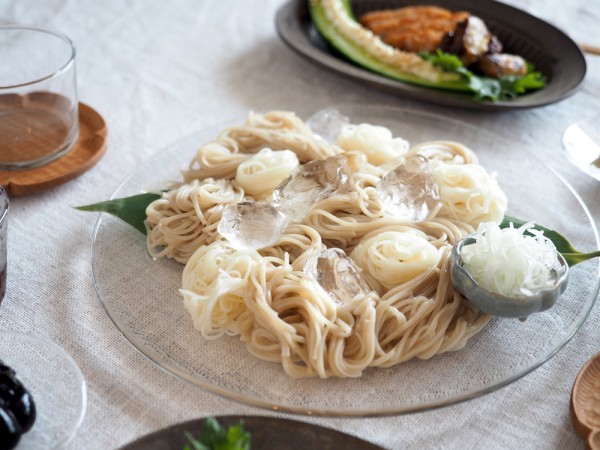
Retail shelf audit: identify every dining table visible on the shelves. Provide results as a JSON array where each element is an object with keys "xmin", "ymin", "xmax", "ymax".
[{"xmin": 1, "ymin": 0, "xmax": 599, "ymax": 448}]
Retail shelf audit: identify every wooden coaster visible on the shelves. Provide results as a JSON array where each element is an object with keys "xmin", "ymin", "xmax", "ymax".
[
  {"xmin": 571, "ymin": 352, "xmax": 600, "ymax": 449},
  {"xmin": 0, "ymin": 102, "xmax": 107, "ymax": 196}
]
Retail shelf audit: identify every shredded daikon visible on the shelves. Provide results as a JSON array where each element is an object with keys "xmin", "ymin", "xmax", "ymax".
[{"xmin": 461, "ymin": 222, "xmax": 561, "ymax": 298}]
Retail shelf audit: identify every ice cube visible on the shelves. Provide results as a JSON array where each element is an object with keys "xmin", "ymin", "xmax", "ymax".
[
  {"xmin": 304, "ymin": 248, "xmax": 371, "ymax": 304},
  {"xmin": 272, "ymin": 155, "xmax": 352, "ymax": 222},
  {"xmin": 376, "ymin": 154, "xmax": 440, "ymax": 221},
  {"xmin": 306, "ymin": 107, "xmax": 350, "ymax": 143},
  {"xmin": 217, "ymin": 201, "xmax": 290, "ymax": 250}
]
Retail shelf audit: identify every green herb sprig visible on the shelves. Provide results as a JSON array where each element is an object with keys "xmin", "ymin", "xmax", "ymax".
[
  {"xmin": 183, "ymin": 417, "xmax": 251, "ymax": 450},
  {"xmin": 420, "ymin": 50, "xmax": 546, "ymax": 101}
]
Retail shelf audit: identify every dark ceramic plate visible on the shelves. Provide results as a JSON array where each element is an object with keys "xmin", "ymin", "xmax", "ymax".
[
  {"xmin": 275, "ymin": 0, "xmax": 586, "ymax": 110},
  {"xmin": 120, "ymin": 415, "xmax": 384, "ymax": 450}
]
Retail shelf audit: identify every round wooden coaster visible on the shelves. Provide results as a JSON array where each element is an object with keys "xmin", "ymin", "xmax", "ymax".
[
  {"xmin": 571, "ymin": 352, "xmax": 600, "ymax": 448},
  {"xmin": 0, "ymin": 102, "xmax": 107, "ymax": 196}
]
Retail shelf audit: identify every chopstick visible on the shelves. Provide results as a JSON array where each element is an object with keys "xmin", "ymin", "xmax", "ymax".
[{"xmin": 579, "ymin": 43, "xmax": 600, "ymax": 56}]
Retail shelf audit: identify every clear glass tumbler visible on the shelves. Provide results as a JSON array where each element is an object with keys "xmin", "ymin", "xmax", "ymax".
[
  {"xmin": 0, "ymin": 186, "xmax": 7, "ymax": 305},
  {"xmin": 0, "ymin": 26, "xmax": 78, "ymax": 170}
]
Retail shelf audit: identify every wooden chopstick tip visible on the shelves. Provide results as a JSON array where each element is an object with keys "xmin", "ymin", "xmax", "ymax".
[{"xmin": 579, "ymin": 43, "xmax": 600, "ymax": 56}]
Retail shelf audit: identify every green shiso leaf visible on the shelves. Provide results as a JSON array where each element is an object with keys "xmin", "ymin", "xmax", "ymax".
[
  {"xmin": 75, "ymin": 192, "xmax": 162, "ymax": 235},
  {"xmin": 75, "ymin": 192, "xmax": 598, "ymax": 268},
  {"xmin": 500, "ymin": 215, "xmax": 600, "ymax": 267}
]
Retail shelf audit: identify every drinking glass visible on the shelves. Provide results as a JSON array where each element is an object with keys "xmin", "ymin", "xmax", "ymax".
[
  {"xmin": 0, "ymin": 186, "xmax": 7, "ymax": 305},
  {"xmin": 0, "ymin": 26, "xmax": 78, "ymax": 170}
]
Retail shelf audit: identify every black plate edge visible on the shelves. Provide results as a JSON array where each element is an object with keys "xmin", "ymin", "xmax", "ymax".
[{"xmin": 119, "ymin": 415, "xmax": 385, "ymax": 450}]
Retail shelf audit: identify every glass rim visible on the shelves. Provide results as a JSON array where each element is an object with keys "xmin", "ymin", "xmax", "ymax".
[
  {"xmin": 0, "ymin": 25, "xmax": 76, "ymax": 90},
  {"xmin": 0, "ymin": 186, "xmax": 8, "ymax": 224},
  {"xmin": 89, "ymin": 104, "xmax": 600, "ymax": 417},
  {"xmin": 0, "ymin": 330, "xmax": 87, "ymax": 447}
]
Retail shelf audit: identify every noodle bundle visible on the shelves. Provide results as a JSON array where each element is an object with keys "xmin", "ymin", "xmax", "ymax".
[
  {"xmin": 146, "ymin": 110, "xmax": 506, "ymax": 378},
  {"xmin": 235, "ymin": 148, "xmax": 299, "ymax": 199},
  {"xmin": 146, "ymin": 178, "xmax": 243, "ymax": 263},
  {"xmin": 350, "ymin": 228, "xmax": 442, "ymax": 293}
]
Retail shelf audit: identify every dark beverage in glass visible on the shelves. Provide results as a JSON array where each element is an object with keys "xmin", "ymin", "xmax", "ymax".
[{"xmin": 0, "ymin": 186, "xmax": 7, "ymax": 304}]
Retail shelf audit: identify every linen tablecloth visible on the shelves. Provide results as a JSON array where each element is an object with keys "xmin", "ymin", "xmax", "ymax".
[{"xmin": 1, "ymin": 0, "xmax": 599, "ymax": 448}]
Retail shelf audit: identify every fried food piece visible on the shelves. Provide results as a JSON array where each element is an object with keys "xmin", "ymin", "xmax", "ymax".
[
  {"xmin": 360, "ymin": 5, "xmax": 469, "ymax": 53},
  {"xmin": 440, "ymin": 16, "xmax": 501, "ymax": 66},
  {"xmin": 359, "ymin": 5, "xmax": 529, "ymax": 80},
  {"xmin": 478, "ymin": 53, "xmax": 528, "ymax": 78}
]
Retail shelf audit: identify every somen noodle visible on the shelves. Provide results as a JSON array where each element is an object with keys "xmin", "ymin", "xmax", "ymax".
[{"xmin": 145, "ymin": 110, "xmax": 507, "ymax": 378}]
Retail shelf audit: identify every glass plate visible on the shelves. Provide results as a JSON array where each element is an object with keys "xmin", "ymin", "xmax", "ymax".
[
  {"xmin": 91, "ymin": 104, "xmax": 600, "ymax": 416},
  {"xmin": 0, "ymin": 331, "xmax": 87, "ymax": 449}
]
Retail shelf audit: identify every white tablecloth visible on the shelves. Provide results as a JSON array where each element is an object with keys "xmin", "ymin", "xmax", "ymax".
[{"xmin": 1, "ymin": 0, "xmax": 599, "ymax": 448}]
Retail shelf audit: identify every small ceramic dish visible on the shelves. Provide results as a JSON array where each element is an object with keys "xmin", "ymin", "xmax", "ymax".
[{"xmin": 450, "ymin": 235, "xmax": 569, "ymax": 319}]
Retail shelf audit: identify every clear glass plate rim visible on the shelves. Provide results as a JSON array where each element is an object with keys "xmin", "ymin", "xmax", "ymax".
[
  {"xmin": 90, "ymin": 104, "xmax": 600, "ymax": 417},
  {"xmin": 0, "ymin": 330, "xmax": 88, "ymax": 447}
]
